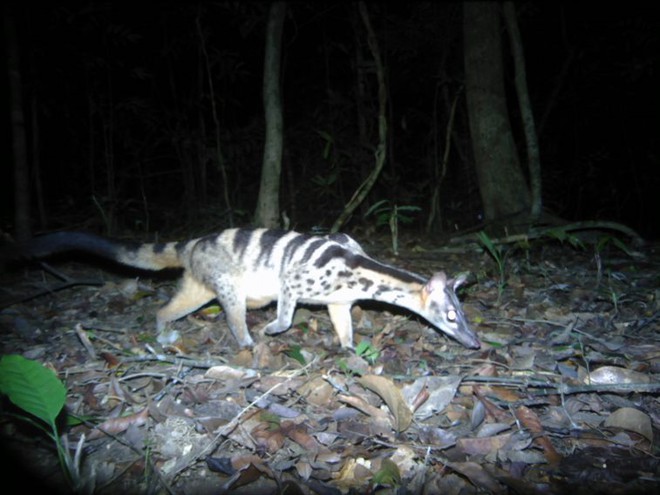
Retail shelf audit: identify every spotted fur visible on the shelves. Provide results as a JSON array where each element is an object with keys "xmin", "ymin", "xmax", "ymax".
[{"xmin": 25, "ymin": 228, "xmax": 480, "ymax": 349}]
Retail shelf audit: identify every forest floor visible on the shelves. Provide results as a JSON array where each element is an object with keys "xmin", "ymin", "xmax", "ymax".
[{"xmin": 0, "ymin": 231, "xmax": 658, "ymax": 494}]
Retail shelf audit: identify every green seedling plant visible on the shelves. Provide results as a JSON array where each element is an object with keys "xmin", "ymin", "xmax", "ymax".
[
  {"xmin": 337, "ymin": 358, "xmax": 365, "ymax": 377},
  {"xmin": 0, "ymin": 354, "xmax": 84, "ymax": 491},
  {"xmin": 371, "ymin": 458, "xmax": 402, "ymax": 489},
  {"xmin": 544, "ymin": 227, "xmax": 634, "ymax": 288},
  {"xmin": 365, "ymin": 200, "xmax": 421, "ymax": 255},
  {"xmin": 284, "ymin": 344, "xmax": 307, "ymax": 365},
  {"xmin": 355, "ymin": 340, "xmax": 380, "ymax": 364},
  {"xmin": 477, "ymin": 231, "xmax": 507, "ymax": 300},
  {"xmin": 593, "ymin": 234, "xmax": 634, "ymax": 288},
  {"xmin": 607, "ymin": 274, "xmax": 620, "ymax": 315},
  {"xmin": 312, "ymin": 129, "xmax": 344, "ymax": 202},
  {"xmin": 543, "ymin": 227, "xmax": 586, "ymax": 251}
]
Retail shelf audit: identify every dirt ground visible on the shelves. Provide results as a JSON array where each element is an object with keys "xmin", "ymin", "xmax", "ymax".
[{"xmin": 1, "ymin": 232, "xmax": 658, "ymax": 494}]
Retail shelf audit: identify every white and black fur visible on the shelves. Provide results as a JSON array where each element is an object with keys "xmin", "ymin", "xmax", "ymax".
[{"xmin": 24, "ymin": 228, "xmax": 481, "ymax": 349}]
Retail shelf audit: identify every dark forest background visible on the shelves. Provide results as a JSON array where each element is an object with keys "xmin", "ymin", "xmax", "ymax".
[{"xmin": 3, "ymin": 1, "xmax": 658, "ymax": 239}]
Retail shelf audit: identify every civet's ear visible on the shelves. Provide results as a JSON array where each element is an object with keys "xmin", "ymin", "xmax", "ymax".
[
  {"xmin": 450, "ymin": 272, "xmax": 469, "ymax": 291},
  {"xmin": 424, "ymin": 271, "xmax": 448, "ymax": 295}
]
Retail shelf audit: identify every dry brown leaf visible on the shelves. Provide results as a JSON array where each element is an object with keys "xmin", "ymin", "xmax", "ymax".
[
  {"xmin": 231, "ymin": 348, "xmax": 254, "ymax": 368},
  {"xmin": 486, "ymin": 386, "xmax": 523, "ymax": 403},
  {"xmin": 588, "ymin": 366, "xmax": 650, "ymax": 385},
  {"xmin": 251, "ymin": 342, "xmax": 283, "ymax": 369},
  {"xmin": 337, "ymin": 394, "xmax": 386, "ymax": 418},
  {"xmin": 230, "ymin": 454, "xmax": 264, "ymax": 471},
  {"xmin": 446, "ymin": 461, "xmax": 504, "ymax": 493},
  {"xmin": 472, "ymin": 363, "xmax": 500, "ymax": 377},
  {"xmin": 282, "ymin": 421, "xmax": 321, "ymax": 453},
  {"xmin": 107, "ymin": 375, "xmax": 138, "ymax": 406},
  {"xmin": 411, "ymin": 387, "xmax": 430, "ymax": 412},
  {"xmin": 295, "ymin": 460, "xmax": 312, "ymax": 481},
  {"xmin": 83, "ymin": 383, "xmax": 101, "ymax": 410},
  {"xmin": 474, "ymin": 386, "xmax": 511, "ymax": 422},
  {"xmin": 417, "ymin": 425, "xmax": 457, "ymax": 448},
  {"xmin": 334, "ymin": 457, "xmax": 372, "ymax": 490},
  {"xmin": 358, "ymin": 374, "xmax": 413, "ymax": 433},
  {"xmin": 297, "ymin": 376, "xmax": 334, "ymax": 406},
  {"xmin": 232, "ymin": 463, "xmax": 268, "ymax": 489},
  {"xmin": 251, "ymin": 422, "xmax": 285, "ymax": 454},
  {"xmin": 403, "ymin": 375, "xmax": 461, "ymax": 420},
  {"xmin": 88, "ymin": 407, "xmax": 149, "ymax": 439},
  {"xmin": 515, "ymin": 405, "xmax": 562, "ymax": 465},
  {"xmin": 390, "ymin": 445, "xmax": 419, "ymax": 478},
  {"xmin": 316, "ymin": 450, "xmax": 342, "ymax": 463},
  {"xmin": 603, "ymin": 407, "xmax": 653, "ymax": 442},
  {"xmin": 253, "ymin": 374, "xmax": 304, "ymax": 396},
  {"xmin": 100, "ymin": 351, "xmax": 121, "ymax": 368},
  {"xmin": 205, "ymin": 364, "xmax": 258, "ymax": 381},
  {"xmin": 458, "ymin": 433, "xmax": 513, "ymax": 456}
]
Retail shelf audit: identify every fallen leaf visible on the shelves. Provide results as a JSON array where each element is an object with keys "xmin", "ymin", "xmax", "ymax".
[
  {"xmin": 295, "ymin": 460, "xmax": 312, "ymax": 481},
  {"xmin": 402, "ymin": 375, "xmax": 460, "ymax": 421},
  {"xmin": 230, "ymin": 454, "xmax": 264, "ymax": 471},
  {"xmin": 358, "ymin": 374, "xmax": 413, "ymax": 433},
  {"xmin": 251, "ymin": 422, "xmax": 285, "ymax": 454},
  {"xmin": 588, "ymin": 366, "xmax": 650, "ymax": 385},
  {"xmin": 282, "ymin": 421, "xmax": 321, "ymax": 453},
  {"xmin": 334, "ymin": 458, "xmax": 372, "ymax": 490},
  {"xmin": 474, "ymin": 387, "xmax": 510, "ymax": 422},
  {"xmin": 603, "ymin": 407, "xmax": 653, "ymax": 442},
  {"xmin": 417, "ymin": 425, "xmax": 457, "ymax": 448},
  {"xmin": 515, "ymin": 405, "xmax": 562, "ymax": 465},
  {"xmin": 337, "ymin": 394, "xmax": 386, "ymax": 419},
  {"xmin": 458, "ymin": 433, "xmax": 513, "ymax": 456},
  {"xmin": 205, "ymin": 365, "xmax": 258, "ymax": 381},
  {"xmin": 297, "ymin": 376, "xmax": 334, "ymax": 406},
  {"xmin": 88, "ymin": 407, "xmax": 149, "ymax": 439},
  {"xmin": 446, "ymin": 461, "xmax": 504, "ymax": 493},
  {"xmin": 389, "ymin": 445, "xmax": 418, "ymax": 477}
]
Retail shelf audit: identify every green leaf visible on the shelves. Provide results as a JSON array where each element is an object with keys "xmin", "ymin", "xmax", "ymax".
[
  {"xmin": 395, "ymin": 205, "xmax": 421, "ymax": 213},
  {"xmin": 355, "ymin": 340, "xmax": 380, "ymax": 364},
  {"xmin": 0, "ymin": 355, "xmax": 66, "ymax": 429},
  {"xmin": 477, "ymin": 230, "xmax": 494, "ymax": 252},
  {"xmin": 477, "ymin": 231, "xmax": 502, "ymax": 264},
  {"xmin": 611, "ymin": 237, "xmax": 633, "ymax": 256},
  {"xmin": 372, "ymin": 458, "xmax": 402, "ymax": 486},
  {"xmin": 284, "ymin": 345, "xmax": 306, "ymax": 365},
  {"xmin": 315, "ymin": 129, "xmax": 335, "ymax": 160},
  {"xmin": 259, "ymin": 411, "xmax": 281, "ymax": 429},
  {"xmin": 364, "ymin": 199, "xmax": 390, "ymax": 218},
  {"xmin": 337, "ymin": 358, "xmax": 364, "ymax": 377}
]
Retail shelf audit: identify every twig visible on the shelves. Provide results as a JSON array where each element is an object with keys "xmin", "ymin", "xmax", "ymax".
[
  {"xmin": 167, "ymin": 356, "xmax": 319, "ymax": 485},
  {"xmin": 450, "ymin": 220, "xmax": 645, "ymax": 248},
  {"xmin": 464, "ymin": 375, "xmax": 660, "ymax": 395},
  {"xmin": 121, "ymin": 352, "xmax": 228, "ymax": 369},
  {"xmin": 74, "ymin": 323, "xmax": 98, "ymax": 360},
  {"xmin": 81, "ymin": 418, "xmax": 176, "ymax": 495},
  {"xmin": 1, "ymin": 262, "xmax": 105, "ymax": 310}
]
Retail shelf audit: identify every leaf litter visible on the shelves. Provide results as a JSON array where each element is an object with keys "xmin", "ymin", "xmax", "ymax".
[{"xmin": 0, "ymin": 236, "xmax": 658, "ymax": 494}]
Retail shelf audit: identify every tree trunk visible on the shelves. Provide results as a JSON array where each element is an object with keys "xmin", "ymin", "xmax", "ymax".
[
  {"xmin": 463, "ymin": 2, "xmax": 530, "ymax": 228},
  {"xmin": 503, "ymin": 1, "xmax": 541, "ymax": 219},
  {"xmin": 254, "ymin": 1, "xmax": 286, "ymax": 228},
  {"xmin": 5, "ymin": 4, "xmax": 31, "ymax": 242},
  {"xmin": 197, "ymin": 10, "xmax": 232, "ymax": 224},
  {"xmin": 30, "ymin": 82, "xmax": 46, "ymax": 229},
  {"xmin": 331, "ymin": 1, "xmax": 387, "ymax": 233}
]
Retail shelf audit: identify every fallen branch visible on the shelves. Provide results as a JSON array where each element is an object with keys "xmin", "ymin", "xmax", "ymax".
[
  {"xmin": 451, "ymin": 220, "xmax": 645, "ymax": 247},
  {"xmin": 1, "ymin": 262, "xmax": 105, "ymax": 310},
  {"xmin": 464, "ymin": 375, "xmax": 660, "ymax": 395}
]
